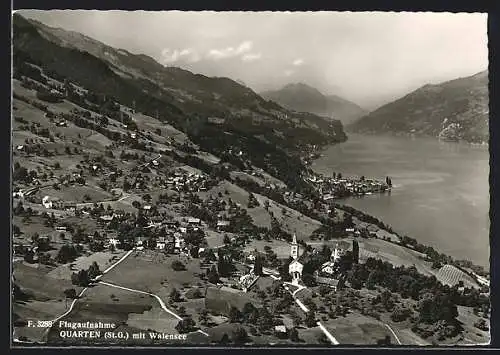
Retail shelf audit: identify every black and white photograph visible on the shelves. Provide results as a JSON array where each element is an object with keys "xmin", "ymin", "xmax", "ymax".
[{"xmin": 11, "ymin": 9, "xmax": 490, "ymax": 347}]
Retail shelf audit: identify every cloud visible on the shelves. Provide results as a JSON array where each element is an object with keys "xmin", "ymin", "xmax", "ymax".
[
  {"xmin": 206, "ymin": 40, "xmax": 254, "ymax": 60},
  {"xmin": 284, "ymin": 70, "xmax": 294, "ymax": 77},
  {"xmin": 292, "ymin": 58, "xmax": 304, "ymax": 66},
  {"xmin": 241, "ymin": 52, "xmax": 262, "ymax": 62},
  {"xmin": 161, "ymin": 48, "xmax": 200, "ymax": 64}
]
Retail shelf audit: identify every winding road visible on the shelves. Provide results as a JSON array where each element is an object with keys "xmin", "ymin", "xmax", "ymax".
[
  {"xmin": 40, "ymin": 248, "xmax": 208, "ymax": 342},
  {"xmin": 384, "ymin": 323, "xmax": 402, "ymax": 345}
]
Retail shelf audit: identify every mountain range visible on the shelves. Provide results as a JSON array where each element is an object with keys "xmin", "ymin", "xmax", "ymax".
[
  {"xmin": 261, "ymin": 83, "xmax": 367, "ymax": 125},
  {"xmin": 12, "ymin": 13, "xmax": 347, "ymax": 189},
  {"xmin": 348, "ymin": 71, "xmax": 489, "ymax": 143}
]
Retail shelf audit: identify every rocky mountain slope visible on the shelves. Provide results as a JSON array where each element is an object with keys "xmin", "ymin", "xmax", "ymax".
[
  {"xmin": 13, "ymin": 14, "xmax": 347, "ymax": 190},
  {"xmin": 348, "ymin": 71, "xmax": 489, "ymax": 144},
  {"xmin": 261, "ymin": 83, "xmax": 367, "ymax": 125}
]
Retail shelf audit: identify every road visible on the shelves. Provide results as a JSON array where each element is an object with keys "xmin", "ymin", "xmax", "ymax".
[
  {"xmin": 282, "ymin": 281, "xmax": 340, "ymax": 345},
  {"xmin": 384, "ymin": 323, "xmax": 402, "ymax": 345},
  {"xmin": 39, "ymin": 248, "xmax": 208, "ymax": 342},
  {"xmin": 98, "ymin": 280, "xmax": 208, "ymax": 337},
  {"xmin": 38, "ymin": 249, "xmax": 135, "ymax": 342}
]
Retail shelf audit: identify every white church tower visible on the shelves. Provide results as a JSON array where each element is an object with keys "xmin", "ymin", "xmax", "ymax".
[
  {"xmin": 290, "ymin": 233, "xmax": 299, "ymax": 260},
  {"xmin": 288, "ymin": 234, "xmax": 303, "ymax": 285}
]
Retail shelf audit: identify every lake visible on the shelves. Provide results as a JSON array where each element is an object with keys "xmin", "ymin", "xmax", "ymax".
[{"xmin": 311, "ymin": 133, "xmax": 490, "ymax": 268}]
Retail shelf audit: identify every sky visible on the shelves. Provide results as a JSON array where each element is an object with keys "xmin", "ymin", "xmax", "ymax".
[{"xmin": 17, "ymin": 10, "xmax": 488, "ymax": 110}]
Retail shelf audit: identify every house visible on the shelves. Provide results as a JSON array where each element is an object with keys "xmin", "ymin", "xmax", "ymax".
[
  {"xmin": 16, "ymin": 145, "xmax": 24, "ymax": 151},
  {"xmin": 135, "ymin": 236, "xmax": 147, "ymax": 247},
  {"xmin": 55, "ymin": 225, "xmax": 67, "ymax": 232},
  {"xmin": 107, "ymin": 237, "xmax": 119, "ymax": 248},
  {"xmin": 42, "ymin": 196, "xmax": 53, "ymax": 209},
  {"xmin": 207, "ymin": 117, "xmax": 226, "ymax": 125},
  {"xmin": 315, "ymin": 274, "xmax": 345, "ymax": 291},
  {"xmin": 238, "ymin": 273, "xmax": 259, "ymax": 292},
  {"xmin": 188, "ymin": 217, "xmax": 201, "ymax": 225},
  {"xmin": 143, "ymin": 205, "xmax": 152, "ymax": 211},
  {"xmin": 216, "ymin": 220, "xmax": 230, "ymax": 231},
  {"xmin": 174, "ymin": 233, "xmax": 185, "ymax": 250},
  {"xmin": 12, "ymin": 191, "xmax": 24, "ymax": 198},
  {"xmin": 100, "ymin": 215, "xmax": 114, "ymax": 222},
  {"xmin": 322, "ymin": 193, "xmax": 335, "ymax": 201},
  {"xmin": 274, "ymin": 325, "xmax": 287, "ymax": 338},
  {"xmin": 289, "ymin": 259, "xmax": 304, "ymax": 285},
  {"xmin": 57, "ymin": 120, "xmax": 67, "ymax": 127},
  {"xmin": 366, "ymin": 224, "xmax": 379, "ymax": 236}
]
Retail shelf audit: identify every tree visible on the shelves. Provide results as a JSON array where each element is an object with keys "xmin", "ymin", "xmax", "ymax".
[
  {"xmin": 132, "ymin": 200, "xmax": 141, "ymax": 209},
  {"xmin": 352, "ymin": 240, "xmax": 359, "ymax": 264},
  {"xmin": 366, "ymin": 271, "xmax": 377, "ymax": 290},
  {"xmin": 219, "ymin": 333, "xmax": 230, "ymax": 345},
  {"xmin": 24, "ymin": 249, "xmax": 34, "ymax": 263},
  {"xmin": 289, "ymin": 327, "xmax": 299, "ymax": 342},
  {"xmin": 305, "ymin": 310, "xmax": 317, "ymax": 328},
  {"xmin": 207, "ymin": 265, "xmax": 220, "ymax": 284},
  {"xmin": 171, "ymin": 260, "xmax": 186, "ymax": 271},
  {"xmin": 175, "ymin": 317, "xmax": 196, "ymax": 334},
  {"xmin": 317, "ymin": 333, "xmax": 329, "ymax": 344},
  {"xmin": 169, "ymin": 288, "xmax": 182, "ymax": 302},
  {"xmin": 71, "ymin": 269, "xmax": 90, "ymax": 286},
  {"xmin": 254, "ymin": 254, "xmax": 264, "ymax": 276},
  {"xmin": 229, "ymin": 306, "xmax": 241, "ymax": 323},
  {"xmin": 242, "ymin": 302, "xmax": 258, "ymax": 323},
  {"xmin": 279, "ymin": 257, "xmax": 292, "ymax": 282},
  {"xmin": 56, "ymin": 244, "xmax": 78, "ymax": 263},
  {"xmin": 199, "ymin": 309, "xmax": 209, "ymax": 325},
  {"xmin": 474, "ymin": 319, "xmax": 489, "ymax": 331},
  {"xmin": 257, "ymin": 307, "xmax": 274, "ymax": 332},
  {"xmin": 391, "ymin": 305, "xmax": 412, "ymax": 322},
  {"xmin": 223, "ymin": 235, "xmax": 231, "ymax": 244},
  {"xmin": 87, "ymin": 261, "xmax": 102, "ymax": 279},
  {"xmin": 376, "ymin": 335, "xmax": 392, "ymax": 346},
  {"xmin": 231, "ymin": 326, "xmax": 248, "ymax": 344},
  {"xmin": 64, "ymin": 288, "xmax": 77, "ymax": 299}
]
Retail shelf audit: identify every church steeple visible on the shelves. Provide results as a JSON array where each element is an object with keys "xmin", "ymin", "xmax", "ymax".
[{"xmin": 291, "ymin": 234, "xmax": 298, "ymax": 260}]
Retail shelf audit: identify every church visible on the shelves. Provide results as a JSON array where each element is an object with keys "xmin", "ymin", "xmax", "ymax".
[{"xmin": 288, "ymin": 234, "xmax": 304, "ymax": 285}]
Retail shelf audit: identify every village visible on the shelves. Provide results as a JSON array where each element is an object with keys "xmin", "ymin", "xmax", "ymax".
[{"xmin": 11, "ymin": 56, "xmax": 490, "ymax": 346}]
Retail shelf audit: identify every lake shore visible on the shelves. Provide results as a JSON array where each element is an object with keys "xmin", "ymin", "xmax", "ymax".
[{"xmin": 311, "ymin": 133, "xmax": 489, "ymax": 269}]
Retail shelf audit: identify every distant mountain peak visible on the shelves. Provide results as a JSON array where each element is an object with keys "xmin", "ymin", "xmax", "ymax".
[
  {"xmin": 348, "ymin": 71, "xmax": 488, "ymax": 144},
  {"xmin": 261, "ymin": 83, "xmax": 366, "ymax": 124}
]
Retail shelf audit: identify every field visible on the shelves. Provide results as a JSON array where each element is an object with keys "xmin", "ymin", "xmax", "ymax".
[
  {"xmin": 454, "ymin": 306, "xmax": 490, "ymax": 345},
  {"xmin": 13, "ymin": 261, "xmax": 81, "ymax": 301},
  {"xmin": 199, "ymin": 181, "xmax": 273, "ymax": 229},
  {"xmin": 201, "ymin": 180, "xmax": 321, "ymax": 239},
  {"xmin": 204, "ymin": 230, "xmax": 225, "ymax": 249},
  {"xmin": 308, "ymin": 237, "xmax": 438, "ymax": 278},
  {"xmin": 47, "ymin": 250, "xmax": 126, "ymax": 280},
  {"xmin": 101, "ymin": 250, "xmax": 205, "ymax": 297},
  {"xmin": 34, "ymin": 185, "xmax": 112, "ymax": 203},
  {"xmin": 320, "ymin": 311, "xmax": 395, "ymax": 345},
  {"xmin": 253, "ymin": 192, "xmax": 322, "ymax": 240},
  {"xmin": 244, "ymin": 239, "xmax": 304, "ymax": 259}
]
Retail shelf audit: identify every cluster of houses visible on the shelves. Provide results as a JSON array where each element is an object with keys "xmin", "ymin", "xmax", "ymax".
[
  {"xmin": 163, "ymin": 169, "xmax": 213, "ymax": 192},
  {"xmin": 306, "ymin": 173, "xmax": 390, "ymax": 201},
  {"xmin": 99, "ymin": 213, "xmax": 204, "ymax": 253}
]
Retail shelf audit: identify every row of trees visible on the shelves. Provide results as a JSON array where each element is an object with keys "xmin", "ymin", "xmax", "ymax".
[{"xmin": 71, "ymin": 261, "xmax": 102, "ymax": 287}]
